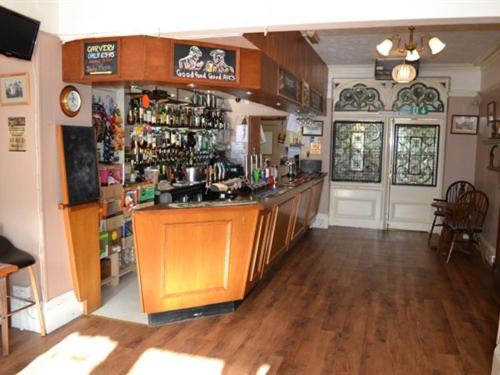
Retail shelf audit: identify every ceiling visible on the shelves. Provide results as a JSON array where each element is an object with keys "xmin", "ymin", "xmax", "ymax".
[{"xmin": 311, "ymin": 25, "xmax": 500, "ymax": 66}]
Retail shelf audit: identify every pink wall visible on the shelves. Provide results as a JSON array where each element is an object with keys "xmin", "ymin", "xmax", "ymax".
[
  {"xmin": 38, "ymin": 32, "xmax": 92, "ymax": 300},
  {"xmin": 0, "ymin": 46, "xmax": 42, "ymax": 288},
  {"xmin": 475, "ymin": 87, "xmax": 500, "ymax": 252},
  {"xmin": 443, "ymin": 97, "xmax": 479, "ymax": 191},
  {"xmin": 0, "ymin": 32, "xmax": 92, "ymax": 300}
]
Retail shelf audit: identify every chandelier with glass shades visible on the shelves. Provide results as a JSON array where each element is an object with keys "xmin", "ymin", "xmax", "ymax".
[{"xmin": 376, "ymin": 26, "xmax": 446, "ymax": 83}]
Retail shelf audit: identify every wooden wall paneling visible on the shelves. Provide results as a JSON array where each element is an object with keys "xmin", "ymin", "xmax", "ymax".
[
  {"xmin": 248, "ymin": 116, "xmax": 262, "ymax": 155},
  {"xmin": 291, "ymin": 184, "xmax": 313, "ymax": 242},
  {"xmin": 119, "ymin": 36, "xmax": 146, "ymax": 81},
  {"xmin": 62, "ymin": 41, "xmax": 83, "ymax": 83},
  {"xmin": 267, "ymin": 195, "xmax": 297, "ymax": 265},
  {"xmin": 62, "ymin": 203, "xmax": 101, "ymax": 314},
  {"xmin": 244, "ymin": 31, "xmax": 327, "ymax": 95},
  {"xmin": 239, "ymin": 49, "xmax": 262, "ymax": 90},
  {"xmin": 142, "ymin": 37, "xmax": 170, "ymax": 81},
  {"xmin": 308, "ymin": 180, "xmax": 323, "ymax": 224},
  {"xmin": 132, "ymin": 205, "xmax": 261, "ymax": 313}
]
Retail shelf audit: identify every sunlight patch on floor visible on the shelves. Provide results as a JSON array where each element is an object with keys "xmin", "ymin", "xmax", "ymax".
[
  {"xmin": 127, "ymin": 348, "xmax": 225, "ymax": 374},
  {"xmin": 18, "ymin": 332, "xmax": 117, "ymax": 375}
]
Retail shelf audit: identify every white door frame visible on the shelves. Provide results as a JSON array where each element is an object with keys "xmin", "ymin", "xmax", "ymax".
[{"xmin": 329, "ymin": 78, "xmax": 449, "ymax": 231}]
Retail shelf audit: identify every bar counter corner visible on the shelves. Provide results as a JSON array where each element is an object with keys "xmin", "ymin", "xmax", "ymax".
[{"xmin": 132, "ymin": 173, "xmax": 325, "ymax": 324}]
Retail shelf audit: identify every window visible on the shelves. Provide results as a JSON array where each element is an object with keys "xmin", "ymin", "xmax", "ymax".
[
  {"xmin": 392, "ymin": 124, "xmax": 439, "ymax": 186},
  {"xmin": 331, "ymin": 121, "xmax": 384, "ymax": 183}
]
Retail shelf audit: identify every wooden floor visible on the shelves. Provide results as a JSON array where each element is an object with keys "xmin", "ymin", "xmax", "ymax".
[{"xmin": 2, "ymin": 227, "xmax": 500, "ymax": 374}]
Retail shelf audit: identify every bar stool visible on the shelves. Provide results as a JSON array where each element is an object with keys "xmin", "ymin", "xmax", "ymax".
[{"xmin": 0, "ymin": 236, "xmax": 46, "ymax": 355}]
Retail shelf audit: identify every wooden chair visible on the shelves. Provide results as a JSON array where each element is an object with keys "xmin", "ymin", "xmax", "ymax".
[
  {"xmin": 428, "ymin": 180, "xmax": 475, "ymax": 243},
  {"xmin": 0, "ymin": 236, "xmax": 46, "ymax": 355},
  {"xmin": 443, "ymin": 190, "xmax": 489, "ymax": 263}
]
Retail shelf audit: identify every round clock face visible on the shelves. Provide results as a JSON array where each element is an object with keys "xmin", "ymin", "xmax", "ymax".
[
  {"xmin": 60, "ymin": 85, "xmax": 81, "ymax": 117},
  {"xmin": 67, "ymin": 90, "xmax": 81, "ymax": 112}
]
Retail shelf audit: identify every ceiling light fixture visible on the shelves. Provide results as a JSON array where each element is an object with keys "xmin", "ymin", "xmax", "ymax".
[
  {"xmin": 392, "ymin": 63, "xmax": 417, "ymax": 83},
  {"xmin": 375, "ymin": 26, "xmax": 446, "ymax": 61}
]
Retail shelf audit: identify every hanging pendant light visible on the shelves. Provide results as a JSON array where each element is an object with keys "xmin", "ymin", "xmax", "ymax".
[
  {"xmin": 428, "ymin": 36, "xmax": 446, "ymax": 55},
  {"xmin": 392, "ymin": 63, "xmax": 417, "ymax": 83}
]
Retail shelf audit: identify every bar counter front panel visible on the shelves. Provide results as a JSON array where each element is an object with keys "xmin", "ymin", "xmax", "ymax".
[{"xmin": 132, "ymin": 174, "xmax": 325, "ymax": 315}]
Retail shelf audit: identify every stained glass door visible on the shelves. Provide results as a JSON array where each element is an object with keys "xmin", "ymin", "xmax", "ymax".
[{"xmin": 386, "ymin": 119, "xmax": 445, "ymax": 231}]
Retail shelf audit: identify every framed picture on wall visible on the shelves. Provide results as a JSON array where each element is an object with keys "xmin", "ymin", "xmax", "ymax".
[
  {"xmin": 487, "ymin": 101, "xmax": 496, "ymax": 122},
  {"xmin": 302, "ymin": 120, "xmax": 323, "ymax": 136},
  {"xmin": 451, "ymin": 115, "xmax": 479, "ymax": 135},
  {"xmin": 0, "ymin": 73, "xmax": 30, "ymax": 105}
]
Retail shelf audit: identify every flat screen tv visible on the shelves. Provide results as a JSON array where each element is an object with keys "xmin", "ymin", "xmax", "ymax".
[{"xmin": 0, "ymin": 6, "xmax": 40, "ymax": 61}]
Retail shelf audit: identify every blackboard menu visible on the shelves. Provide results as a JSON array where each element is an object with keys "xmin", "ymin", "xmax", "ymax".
[
  {"xmin": 310, "ymin": 88, "xmax": 323, "ymax": 113},
  {"xmin": 60, "ymin": 126, "xmax": 100, "ymax": 205},
  {"xmin": 278, "ymin": 67, "xmax": 300, "ymax": 103},
  {"xmin": 173, "ymin": 43, "xmax": 237, "ymax": 82},
  {"xmin": 84, "ymin": 41, "xmax": 118, "ymax": 76}
]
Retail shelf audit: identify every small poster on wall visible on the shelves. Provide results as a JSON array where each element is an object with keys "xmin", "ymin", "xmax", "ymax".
[{"xmin": 8, "ymin": 117, "xmax": 26, "ymax": 152}]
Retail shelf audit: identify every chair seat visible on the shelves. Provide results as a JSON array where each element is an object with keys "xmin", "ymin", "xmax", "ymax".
[{"xmin": 0, "ymin": 237, "xmax": 35, "ymax": 269}]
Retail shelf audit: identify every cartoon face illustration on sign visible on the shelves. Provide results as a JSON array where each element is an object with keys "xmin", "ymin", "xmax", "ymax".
[
  {"xmin": 178, "ymin": 46, "xmax": 204, "ymax": 71},
  {"xmin": 204, "ymin": 49, "xmax": 235, "ymax": 74}
]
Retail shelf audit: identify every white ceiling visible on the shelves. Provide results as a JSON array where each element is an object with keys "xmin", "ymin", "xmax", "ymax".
[{"xmin": 311, "ymin": 25, "xmax": 500, "ymax": 66}]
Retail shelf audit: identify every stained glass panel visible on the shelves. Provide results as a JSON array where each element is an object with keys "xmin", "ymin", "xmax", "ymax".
[
  {"xmin": 332, "ymin": 121, "xmax": 384, "ymax": 183},
  {"xmin": 335, "ymin": 84, "xmax": 384, "ymax": 112},
  {"xmin": 392, "ymin": 124, "xmax": 439, "ymax": 186}
]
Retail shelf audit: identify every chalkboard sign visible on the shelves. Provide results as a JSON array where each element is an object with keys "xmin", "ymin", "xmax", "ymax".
[
  {"xmin": 84, "ymin": 41, "xmax": 118, "ymax": 76},
  {"xmin": 310, "ymin": 88, "xmax": 323, "ymax": 113},
  {"xmin": 278, "ymin": 67, "xmax": 300, "ymax": 103},
  {"xmin": 58, "ymin": 125, "xmax": 100, "ymax": 205},
  {"xmin": 173, "ymin": 43, "xmax": 237, "ymax": 82}
]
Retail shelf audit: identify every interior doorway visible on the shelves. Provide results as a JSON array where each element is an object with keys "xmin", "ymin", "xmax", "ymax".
[{"xmin": 329, "ymin": 114, "xmax": 446, "ymax": 231}]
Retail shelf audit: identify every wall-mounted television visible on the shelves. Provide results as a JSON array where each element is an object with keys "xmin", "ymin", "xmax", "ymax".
[{"xmin": 0, "ymin": 6, "xmax": 40, "ymax": 61}]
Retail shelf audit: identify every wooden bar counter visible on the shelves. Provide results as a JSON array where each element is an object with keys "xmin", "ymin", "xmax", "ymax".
[{"xmin": 132, "ymin": 173, "xmax": 325, "ymax": 322}]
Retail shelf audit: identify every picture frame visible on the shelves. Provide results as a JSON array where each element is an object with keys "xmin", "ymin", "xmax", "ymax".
[
  {"xmin": 0, "ymin": 73, "xmax": 30, "ymax": 105},
  {"xmin": 302, "ymin": 120, "xmax": 323, "ymax": 136},
  {"xmin": 450, "ymin": 115, "xmax": 479, "ymax": 135},
  {"xmin": 301, "ymin": 81, "xmax": 311, "ymax": 108},
  {"xmin": 487, "ymin": 101, "xmax": 496, "ymax": 123}
]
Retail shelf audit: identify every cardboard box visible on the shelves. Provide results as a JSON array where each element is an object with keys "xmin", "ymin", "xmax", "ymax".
[
  {"xmin": 100, "ymin": 183, "xmax": 124, "ymax": 200},
  {"xmin": 102, "ymin": 214, "xmax": 124, "ymax": 232},
  {"xmin": 100, "ymin": 258, "xmax": 111, "ymax": 280},
  {"xmin": 122, "ymin": 219, "xmax": 133, "ymax": 237},
  {"xmin": 100, "ymin": 199, "xmax": 122, "ymax": 218},
  {"xmin": 99, "ymin": 232, "xmax": 109, "ymax": 258},
  {"xmin": 122, "ymin": 235, "xmax": 134, "ymax": 249},
  {"xmin": 139, "ymin": 185, "xmax": 156, "ymax": 202},
  {"xmin": 108, "ymin": 228, "xmax": 122, "ymax": 246}
]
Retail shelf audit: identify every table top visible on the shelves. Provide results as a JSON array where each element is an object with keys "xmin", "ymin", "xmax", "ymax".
[{"xmin": 0, "ymin": 263, "xmax": 18, "ymax": 278}]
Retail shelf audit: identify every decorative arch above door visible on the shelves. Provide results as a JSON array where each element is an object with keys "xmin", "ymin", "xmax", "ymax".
[{"xmin": 332, "ymin": 78, "xmax": 449, "ymax": 114}]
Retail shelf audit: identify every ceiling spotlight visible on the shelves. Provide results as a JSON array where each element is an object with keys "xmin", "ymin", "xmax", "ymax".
[
  {"xmin": 428, "ymin": 36, "xmax": 446, "ymax": 55},
  {"xmin": 405, "ymin": 49, "xmax": 420, "ymax": 62},
  {"xmin": 376, "ymin": 39, "xmax": 393, "ymax": 56},
  {"xmin": 245, "ymin": 91, "xmax": 252, "ymax": 96},
  {"xmin": 187, "ymin": 83, "xmax": 195, "ymax": 88},
  {"xmin": 276, "ymin": 102, "xmax": 281, "ymax": 106}
]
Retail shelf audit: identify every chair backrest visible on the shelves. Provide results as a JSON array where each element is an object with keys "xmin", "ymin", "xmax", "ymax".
[
  {"xmin": 445, "ymin": 180, "xmax": 475, "ymax": 203},
  {"xmin": 456, "ymin": 190, "xmax": 489, "ymax": 229}
]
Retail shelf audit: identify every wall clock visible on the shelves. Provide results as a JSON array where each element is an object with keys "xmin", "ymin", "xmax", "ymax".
[{"xmin": 60, "ymin": 85, "xmax": 82, "ymax": 117}]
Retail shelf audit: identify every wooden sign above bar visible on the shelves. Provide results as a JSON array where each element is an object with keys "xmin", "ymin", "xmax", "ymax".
[{"xmin": 173, "ymin": 43, "xmax": 237, "ymax": 82}]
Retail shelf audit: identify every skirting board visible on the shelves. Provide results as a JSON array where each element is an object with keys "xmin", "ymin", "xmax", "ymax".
[
  {"xmin": 479, "ymin": 234, "xmax": 496, "ymax": 266},
  {"xmin": 311, "ymin": 213, "xmax": 329, "ymax": 229},
  {"xmin": 10, "ymin": 289, "xmax": 83, "ymax": 334}
]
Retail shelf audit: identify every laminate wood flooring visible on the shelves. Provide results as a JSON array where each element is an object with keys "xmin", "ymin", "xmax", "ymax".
[{"xmin": 2, "ymin": 227, "xmax": 499, "ymax": 374}]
